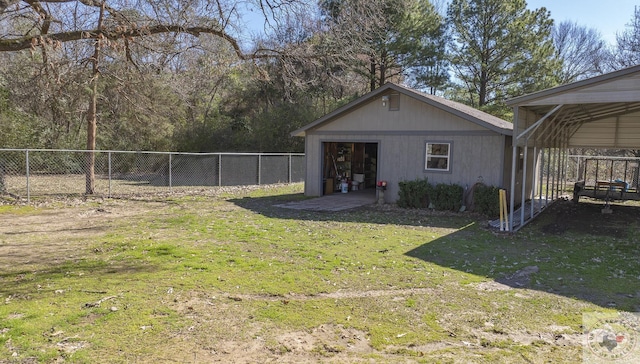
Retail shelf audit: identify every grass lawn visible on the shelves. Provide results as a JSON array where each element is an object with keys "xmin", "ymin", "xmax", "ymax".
[{"xmin": 0, "ymin": 183, "xmax": 639, "ymax": 363}]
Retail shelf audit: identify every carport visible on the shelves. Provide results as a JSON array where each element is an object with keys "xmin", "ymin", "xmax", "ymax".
[{"xmin": 506, "ymin": 65, "xmax": 640, "ymax": 231}]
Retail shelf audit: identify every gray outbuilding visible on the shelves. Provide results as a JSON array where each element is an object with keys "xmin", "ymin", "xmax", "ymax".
[{"xmin": 292, "ymin": 83, "xmax": 519, "ymax": 203}]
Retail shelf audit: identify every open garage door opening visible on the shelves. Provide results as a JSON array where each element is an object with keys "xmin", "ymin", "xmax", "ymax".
[{"xmin": 322, "ymin": 142, "xmax": 378, "ymax": 195}]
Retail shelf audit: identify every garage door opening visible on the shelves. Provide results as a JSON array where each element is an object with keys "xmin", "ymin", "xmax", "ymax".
[{"xmin": 322, "ymin": 142, "xmax": 378, "ymax": 195}]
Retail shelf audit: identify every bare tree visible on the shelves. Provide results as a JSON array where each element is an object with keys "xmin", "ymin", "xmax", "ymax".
[
  {"xmin": 0, "ymin": 0, "xmax": 292, "ymax": 193},
  {"xmin": 553, "ymin": 20, "xmax": 609, "ymax": 83},
  {"xmin": 612, "ymin": 6, "xmax": 640, "ymax": 69}
]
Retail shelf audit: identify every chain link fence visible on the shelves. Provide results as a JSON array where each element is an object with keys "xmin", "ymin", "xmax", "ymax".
[
  {"xmin": 566, "ymin": 155, "xmax": 640, "ymax": 189},
  {"xmin": 0, "ymin": 149, "xmax": 305, "ymax": 201}
]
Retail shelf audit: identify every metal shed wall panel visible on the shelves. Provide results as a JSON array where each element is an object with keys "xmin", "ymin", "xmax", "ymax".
[{"xmin": 570, "ymin": 112, "xmax": 640, "ymax": 148}]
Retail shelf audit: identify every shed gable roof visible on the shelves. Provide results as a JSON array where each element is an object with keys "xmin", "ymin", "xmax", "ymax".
[{"xmin": 291, "ymin": 83, "xmax": 513, "ymax": 137}]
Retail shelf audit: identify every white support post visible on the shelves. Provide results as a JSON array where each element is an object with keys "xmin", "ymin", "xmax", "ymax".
[
  {"xmin": 555, "ymin": 140, "xmax": 562, "ymax": 199},
  {"xmin": 545, "ymin": 146, "xmax": 551, "ymax": 204},
  {"xmin": 520, "ymin": 141, "xmax": 528, "ymax": 226},
  {"xmin": 288, "ymin": 153, "xmax": 292, "ymax": 183},
  {"xmin": 509, "ymin": 109, "xmax": 519, "ymax": 231},
  {"xmin": 531, "ymin": 146, "xmax": 537, "ymax": 219},
  {"xmin": 539, "ymin": 148, "xmax": 545, "ymax": 199}
]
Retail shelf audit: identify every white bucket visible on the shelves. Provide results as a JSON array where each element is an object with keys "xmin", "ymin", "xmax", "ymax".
[
  {"xmin": 351, "ymin": 181, "xmax": 359, "ymax": 191},
  {"xmin": 341, "ymin": 182, "xmax": 349, "ymax": 193}
]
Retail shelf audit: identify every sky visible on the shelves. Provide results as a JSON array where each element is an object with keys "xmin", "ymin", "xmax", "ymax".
[
  {"xmin": 237, "ymin": 1, "xmax": 638, "ymax": 47},
  {"xmin": 526, "ymin": 0, "xmax": 638, "ymax": 45}
]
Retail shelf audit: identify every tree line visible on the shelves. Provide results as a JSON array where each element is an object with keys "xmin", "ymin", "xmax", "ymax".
[{"xmin": 1, "ymin": 0, "xmax": 639, "ymax": 156}]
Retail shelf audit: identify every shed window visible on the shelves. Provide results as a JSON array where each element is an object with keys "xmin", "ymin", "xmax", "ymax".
[
  {"xmin": 389, "ymin": 93, "xmax": 400, "ymax": 111},
  {"xmin": 425, "ymin": 142, "xmax": 450, "ymax": 171}
]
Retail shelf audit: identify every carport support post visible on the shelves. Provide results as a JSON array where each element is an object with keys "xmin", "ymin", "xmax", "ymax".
[
  {"xmin": 531, "ymin": 146, "xmax": 538, "ymax": 219},
  {"xmin": 539, "ymin": 148, "xmax": 545, "ymax": 199},
  {"xmin": 520, "ymin": 139, "xmax": 529, "ymax": 225},
  {"xmin": 509, "ymin": 110, "xmax": 519, "ymax": 231},
  {"xmin": 546, "ymin": 145, "xmax": 552, "ymax": 203},
  {"xmin": 555, "ymin": 138, "xmax": 562, "ymax": 199}
]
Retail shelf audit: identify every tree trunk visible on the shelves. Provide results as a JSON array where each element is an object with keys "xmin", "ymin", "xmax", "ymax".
[
  {"xmin": 86, "ymin": 76, "xmax": 97, "ymax": 194},
  {"xmin": 479, "ymin": 69, "xmax": 487, "ymax": 107},
  {"xmin": 369, "ymin": 57, "xmax": 376, "ymax": 92},
  {"xmin": 85, "ymin": 2, "xmax": 104, "ymax": 195},
  {"xmin": 379, "ymin": 49, "xmax": 386, "ymax": 86}
]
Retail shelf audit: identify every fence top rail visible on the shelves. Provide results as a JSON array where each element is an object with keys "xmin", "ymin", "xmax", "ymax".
[
  {"xmin": 568, "ymin": 155, "xmax": 640, "ymax": 161},
  {"xmin": 0, "ymin": 148, "xmax": 304, "ymax": 156}
]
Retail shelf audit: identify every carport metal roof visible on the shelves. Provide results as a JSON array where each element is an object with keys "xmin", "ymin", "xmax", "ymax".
[
  {"xmin": 508, "ymin": 64, "xmax": 640, "ymax": 149},
  {"xmin": 506, "ymin": 64, "xmax": 640, "ymax": 231}
]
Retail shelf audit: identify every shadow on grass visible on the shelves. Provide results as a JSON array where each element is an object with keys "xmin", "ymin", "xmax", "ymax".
[
  {"xmin": 406, "ymin": 199, "xmax": 640, "ymax": 311},
  {"xmin": 0, "ymin": 258, "xmax": 159, "ymax": 297},
  {"xmin": 229, "ymin": 192, "xmax": 473, "ymax": 230}
]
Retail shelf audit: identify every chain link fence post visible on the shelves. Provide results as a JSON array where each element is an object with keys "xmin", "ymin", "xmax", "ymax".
[
  {"xmin": 218, "ymin": 154, "xmax": 222, "ymax": 187},
  {"xmin": 108, "ymin": 151, "xmax": 112, "ymax": 198},
  {"xmin": 26, "ymin": 149, "xmax": 30, "ymax": 203},
  {"xmin": 169, "ymin": 153, "xmax": 173, "ymax": 193},
  {"xmin": 258, "ymin": 154, "xmax": 262, "ymax": 185}
]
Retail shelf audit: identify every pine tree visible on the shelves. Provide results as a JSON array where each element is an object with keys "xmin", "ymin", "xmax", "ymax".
[{"xmin": 447, "ymin": 0, "xmax": 560, "ymax": 109}]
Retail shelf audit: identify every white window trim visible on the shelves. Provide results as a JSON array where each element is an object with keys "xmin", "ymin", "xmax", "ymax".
[{"xmin": 425, "ymin": 142, "xmax": 451, "ymax": 172}]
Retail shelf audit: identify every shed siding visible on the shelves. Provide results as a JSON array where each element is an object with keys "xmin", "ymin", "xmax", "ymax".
[
  {"xmin": 304, "ymin": 132, "xmax": 506, "ymax": 202},
  {"xmin": 315, "ymin": 93, "xmax": 487, "ymax": 133}
]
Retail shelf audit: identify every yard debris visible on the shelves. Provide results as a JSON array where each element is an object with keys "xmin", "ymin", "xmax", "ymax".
[{"xmin": 83, "ymin": 295, "xmax": 118, "ymax": 308}]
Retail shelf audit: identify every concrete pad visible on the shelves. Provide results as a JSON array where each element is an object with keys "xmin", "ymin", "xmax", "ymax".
[{"xmin": 275, "ymin": 191, "xmax": 377, "ymax": 212}]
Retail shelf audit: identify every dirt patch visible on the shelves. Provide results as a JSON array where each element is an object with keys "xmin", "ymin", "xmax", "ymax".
[
  {"xmin": 538, "ymin": 199, "xmax": 640, "ymax": 237},
  {"xmin": 0, "ymin": 199, "xmax": 166, "ymax": 271}
]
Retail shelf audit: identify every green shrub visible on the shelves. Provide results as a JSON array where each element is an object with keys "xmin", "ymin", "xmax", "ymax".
[
  {"xmin": 473, "ymin": 184, "xmax": 501, "ymax": 218},
  {"xmin": 432, "ymin": 183, "xmax": 464, "ymax": 211},
  {"xmin": 397, "ymin": 178, "xmax": 431, "ymax": 208},
  {"xmin": 398, "ymin": 179, "xmax": 463, "ymax": 211}
]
